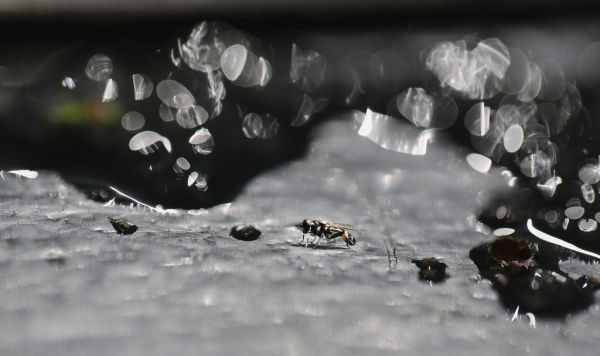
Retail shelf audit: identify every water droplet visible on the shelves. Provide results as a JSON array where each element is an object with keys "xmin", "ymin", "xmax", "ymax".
[
  {"xmin": 176, "ymin": 105, "xmax": 209, "ymax": 129},
  {"xmin": 129, "ymin": 131, "xmax": 172, "ymax": 155},
  {"xmin": 132, "ymin": 73, "xmax": 153, "ymax": 101},
  {"xmin": 156, "ymin": 79, "xmax": 195, "ymax": 109},
  {"xmin": 102, "ymin": 79, "xmax": 118, "ymax": 103},
  {"xmin": 189, "ymin": 128, "xmax": 214, "ymax": 155},
  {"xmin": 121, "ymin": 111, "xmax": 145, "ymax": 131},
  {"xmin": 85, "ymin": 54, "xmax": 113, "ymax": 81}
]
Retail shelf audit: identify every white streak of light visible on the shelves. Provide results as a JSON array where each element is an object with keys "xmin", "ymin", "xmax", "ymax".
[{"xmin": 527, "ymin": 219, "xmax": 600, "ymax": 260}]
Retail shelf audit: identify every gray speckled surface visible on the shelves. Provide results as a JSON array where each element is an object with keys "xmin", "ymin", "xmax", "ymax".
[{"xmin": 1, "ymin": 114, "xmax": 599, "ymax": 355}]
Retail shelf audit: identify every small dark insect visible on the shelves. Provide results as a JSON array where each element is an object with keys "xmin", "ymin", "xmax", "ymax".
[
  {"xmin": 411, "ymin": 257, "xmax": 448, "ymax": 283},
  {"xmin": 298, "ymin": 219, "xmax": 356, "ymax": 247},
  {"xmin": 108, "ymin": 217, "xmax": 138, "ymax": 235},
  {"xmin": 230, "ymin": 225, "xmax": 261, "ymax": 241}
]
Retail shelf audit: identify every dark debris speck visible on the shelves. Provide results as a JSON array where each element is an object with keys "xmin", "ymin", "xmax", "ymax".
[
  {"xmin": 411, "ymin": 257, "xmax": 448, "ymax": 283},
  {"xmin": 108, "ymin": 217, "xmax": 138, "ymax": 235},
  {"xmin": 230, "ymin": 225, "xmax": 261, "ymax": 241},
  {"xmin": 470, "ymin": 235, "xmax": 600, "ymax": 316}
]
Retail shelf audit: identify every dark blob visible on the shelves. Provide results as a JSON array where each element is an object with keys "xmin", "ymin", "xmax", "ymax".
[
  {"xmin": 108, "ymin": 217, "xmax": 138, "ymax": 235},
  {"xmin": 470, "ymin": 235, "xmax": 600, "ymax": 316},
  {"xmin": 230, "ymin": 225, "xmax": 262, "ymax": 241},
  {"xmin": 411, "ymin": 257, "xmax": 448, "ymax": 283}
]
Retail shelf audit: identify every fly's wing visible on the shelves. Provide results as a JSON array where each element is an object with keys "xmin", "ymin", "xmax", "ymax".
[{"xmin": 330, "ymin": 222, "xmax": 362, "ymax": 232}]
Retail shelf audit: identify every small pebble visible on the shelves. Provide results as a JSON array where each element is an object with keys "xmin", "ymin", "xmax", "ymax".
[
  {"xmin": 108, "ymin": 217, "xmax": 138, "ymax": 235},
  {"xmin": 230, "ymin": 225, "xmax": 261, "ymax": 241},
  {"xmin": 411, "ymin": 257, "xmax": 448, "ymax": 283}
]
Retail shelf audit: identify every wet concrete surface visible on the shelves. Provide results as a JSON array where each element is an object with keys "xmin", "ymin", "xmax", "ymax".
[{"xmin": 1, "ymin": 114, "xmax": 599, "ymax": 355}]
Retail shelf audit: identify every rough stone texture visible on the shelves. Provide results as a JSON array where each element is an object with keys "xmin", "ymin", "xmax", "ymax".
[{"xmin": 1, "ymin": 114, "xmax": 599, "ymax": 355}]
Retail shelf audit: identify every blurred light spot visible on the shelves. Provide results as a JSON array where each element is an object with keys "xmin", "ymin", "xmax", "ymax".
[
  {"xmin": 61, "ymin": 76, "xmax": 76, "ymax": 90},
  {"xmin": 292, "ymin": 94, "xmax": 316, "ymax": 127},
  {"xmin": 189, "ymin": 128, "xmax": 214, "ymax": 155},
  {"xmin": 577, "ymin": 42, "xmax": 600, "ymax": 92},
  {"xmin": 578, "ymin": 163, "xmax": 600, "ymax": 184},
  {"xmin": 538, "ymin": 59, "xmax": 565, "ymax": 101},
  {"xmin": 426, "ymin": 38, "xmax": 510, "ymax": 99},
  {"xmin": 466, "ymin": 153, "xmax": 492, "ymax": 174},
  {"xmin": 290, "ymin": 43, "xmax": 326, "ymax": 93},
  {"xmin": 503, "ymin": 124, "xmax": 524, "ymax": 153},
  {"xmin": 544, "ymin": 210, "xmax": 559, "ymax": 224},
  {"xmin": 176, "ymin": 105, "xmax": 209, "ymax": 129},
  {"xmin": 132, "ymin": 74, "xmax": 153, "ymax": 101},
  {"xmin": 581, "ymin": 183, "xmax": 596, "ymax": 203},
  {"xmin": 180, "ymin": 21, "xmax": 226, "ymax": 72},
  {"xmin": 579, "ymin": 219, "xmax": 598, "ymax": 232},
  {"xmin": 519, "ymin": 153, "xmax": 551, "ymax": 178},
  {"xmin": 121, "ymin": 111, "xmax": 145, "ymax": 131},
  {"xmin": 493, "ymin": 227, "xmax": 515, "ymax": 236},
  {"xmin": 173, "ymin": 157, "xmax": 191, "ymax": 174},
  {"xmin": 242, "ymin": 113, "xmax": 263, "ymax": 138},
  {"xmin": 156, "ymin": 79, "xmax": 195, "ymax": 109},
  {"xmin": 395, "ymin": 87, "xmax": 457, "ymax": 129},
  {"xmin": 129, "ymin": 131, "xmax": 172, "ymax": 155},
  {"xmin": 7, "ymin": 170, "xmax": 38, "ymax": 179},
  {"xmin": 464, "ymin": 102, "xmax": 490, "ymax": 136},
  {"xmin": 102, "ymin": 79, "xmax": 118, "ymax": 103},
  {"xmin": 357, "ymin": 109, "xmax": 434, "ymax": 155},
  {"xmin": 528, "ymin": 219, "xmax": 600, "ymax": 260},
  {"xmin": 188, "ymin": 171, "xmax": 208, "ymax": 191},
  {"xmin": 158, "ymin": 103, "xmax": 175, "ymax": 122},
  {"xmin": 536, "ymin": 176, "xmax": 562, "ymax": 198},
  {"xmin": 221, "ymin": 44, "xmax": 271, "ymax": 88},
  {"xmin": 85, "ymin": 54, "xmax": 113, "ymax": 81}
]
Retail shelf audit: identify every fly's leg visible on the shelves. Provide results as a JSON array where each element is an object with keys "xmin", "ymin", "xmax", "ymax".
[
  {"xmin": 298, "ymin": 234, "xmax": 305, "ymax": 245},
  {"xmin": 309, "ymin": 235, "xmax": 319, "ymax": 246},
  {"xmin": 313, "ymin": 237, "xmax": 322, "ymax": 249}
]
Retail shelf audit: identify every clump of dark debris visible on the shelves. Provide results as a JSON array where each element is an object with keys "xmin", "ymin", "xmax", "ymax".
[
  {"xmin": 230, "ymin": 225, "xmax": 261, "ymax": 241},
  {"xmin": 470, "ymin": 235, "xmax": 600, "ymax": 316},
  {"xmin": 108, "ymin": 217, "xmax": 138, "ymax": 235},
  {"xmin": 411, "ymin": 257, "xmax": 448, "ymax": 283}
]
